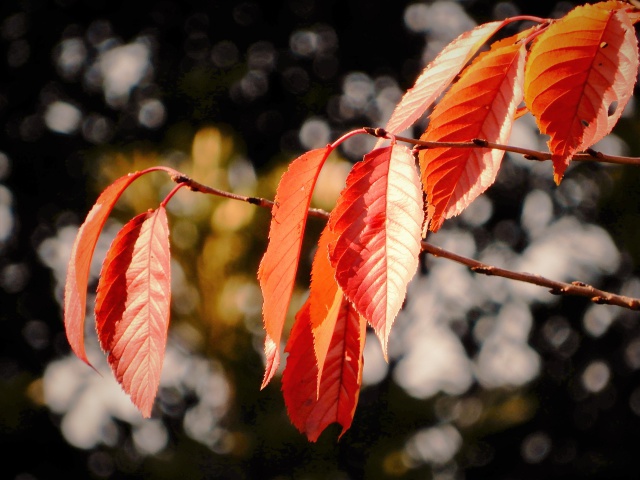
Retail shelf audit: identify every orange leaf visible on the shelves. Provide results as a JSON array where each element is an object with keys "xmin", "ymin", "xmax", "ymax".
[
  {"xmin": 329, "ymin": 145, "xmax": 423, "ymax": 354},
  {"xmin": 309, "ymin": 224, "xmax": 348, "ymax": 390},
  {"xmin": 64, "ymin": 171, "xmax": 150, "ymax": 366},
  {"xmin": 378, "ymin": 20, "xmax": 506, "ymax": 147},
  {"xmin": 419, "ymin": 39, "xmax": 527, "ymax": 232},
  {"xmin": 524, "ymin": 2, "xmax": 639, "ymax": 183},
  {"xmin": 95, "ymin": 207, "xmax": 171, "ymax": 418},
  {"xmin": 282, "ymin": 298, "xmax": 365, "ymax": 441},
  {"xmin": 258, "ymin": 146, "xmax": 332, "ymax": 388}
]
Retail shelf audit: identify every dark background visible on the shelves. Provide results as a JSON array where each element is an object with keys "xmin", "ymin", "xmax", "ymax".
[{"xmin": 2, "ymin": 1, "xmax": 640, "ymax": 479}]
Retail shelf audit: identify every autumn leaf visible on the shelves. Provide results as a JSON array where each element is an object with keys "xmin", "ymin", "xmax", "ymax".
[
  {"xmin": 64, "ymin": 170, "xmax": 152, "ymax": 366},
  {"xmin": 378, "ymin": 20, "xmax": 506, "ymax": 147},
  {"xmin": 329, "ymin": 145, "xmax": 423, "ymax": 354},
  {"xmin": 309, "ymin": 224, "xmax": 345, "ymax": 388},
  {"xmin": 419, "ymin": 38, "xmax": 527, "ymax": 232},
  {"xmin": 282, "ymin": 298, "xmax": 365, "ymax": 441},
  {"xmin": 524, "ymin": 1, "xmax": 638, "ymax": 183},
  {"xmin": 95, "ymin": 207, "xmax": 171, "ymax": 418},
  {"xmin": 258, "ymin": 146, "xmax": 332, "ymax": 388}
]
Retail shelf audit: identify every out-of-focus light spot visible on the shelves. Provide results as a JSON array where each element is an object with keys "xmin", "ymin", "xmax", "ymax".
[
  {"xmin": 583, "ymin": 304, "xmax": 616, "ymax": 337},
  {"xmin": 299, "ymin": 117, "xmax": 330, "ymax": 149},
  {"xmin": 22, "ymin": 320, "xmax": 49, "ymax": 350},
  {"xmin": 248, "ymin": 41, "xmax": 276, "ymax": 71},
  {"xmin": 493, "ymin": 2, "xmax": 520, "ymax": 19},
  {"xmin": 460, "ymin": 195, "xmax": 493, "ymax": 227},
  {"xmin": 132, "ymin": 420, "xmax": 168, "ymax": 455},
  {"xmin": 342, "ymin": 72, "xmax": 374, "ymax": 110},
  {"xmin": 313, "ymin": 158, "xmax": 350, "ymax": 210},
  {"xmin": 582, "ymin": 360, "xmax": 610, "ymax": 393},
  {"xmin": 82, "ymin": 113, "xmax": 113, "ymax": 144},
  {"xmin": 591, "ymin": 133, "xmax": 628, "ymax": 158},
  {"xmin": 404, "ymin": 4, "xmax": 431, "ymax": 33},
  {"xmin": 625, "ymin": 338, "xmax": 640, "ymax": 370},
  {"xmin": 394, "ymin": 325, "xmax": 473, "ymax": 398},
  {"xmin": 99, "ymin": 41, "xmax": 151, "ymax": 106},
  {"xmin": 44, "ymin": 101, "xmax": 82, "ymax": 134},
  {"xmin": 290, "ymin": 30, "xmax": 318, "ymax": 57},
  {"xmin": 521, "ymin": 189, "xmax": 552, "ymax": 238},
  {"xmin": 211, "ymin": 40, "xmax": 239, "ymax": 68},
  {"xmin": 514, "ymin": 217, "xmax": 620, "ymax": 302},
  {"xmin": 475, "ymin": 302, "xmax": 540, "ymax": 388},
  {"xmin": 406, "ymin": 1, "xmax": 475, "ymax": 63},
  {"xmin": 340, "ymin": 134, "xmax": 375, "ymax": 160},
  {"xmin": 171, "ymin": 219, "xmax": 199, "ymax": 251},
  {"xmin": 0, "ymin": 152, "xmax": 11, "ymax": 180},
  {"xmin": 56, "ymin": 37, "xmax": 87, "ymax": 79},
  {"xmin": 138, "ymin": 98, "xmax": 165, "ymax": 129},
  {"xmin": 237, "ymin": 70, "xmax": 268, "ymax": 101},
  {"xmin": 362, "ymin": 332, "xmax": 388, "ymax": 386},
  {"xmin": 213, "ymin": 199, "xmax": 255, "ymax": 232},
  {"xmin": 1, "ymin": 262, "xmax": 28, "ymax": 293},
  {"xmin": 227, "ymin": 157, "xmax": 257, "ymax": 192},
  {"xmin": 542, "ymin": 316, "xmax": 571, "ymax": 349},
  {"xmin": 521, "ymin": 432, "xmax": 551, "ymax": 463},
  {"xmin": 405, "ymin": 424, "xmax": 462, "ymax": 465}
]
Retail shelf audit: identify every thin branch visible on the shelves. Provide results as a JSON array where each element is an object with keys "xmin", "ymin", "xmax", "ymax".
[
  {"xmin": 422, "ymin": 243, "xmax": 640, "ymax": 310},
  {"xmin": 363, "ymin": 127, "xmax": 640, "ymax": 167},
  {"xmin": 169, "ymin": 171, "xmax": 640, "ymax": 311}
]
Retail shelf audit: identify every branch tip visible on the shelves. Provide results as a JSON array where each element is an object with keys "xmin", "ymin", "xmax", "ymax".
[{"xmin": 364, "ymin": 127, "xmax": 388, "ymax": 138}]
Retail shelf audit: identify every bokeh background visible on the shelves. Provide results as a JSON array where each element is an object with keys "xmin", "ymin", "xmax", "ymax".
[{"xmin": 2, "ymin": 0, "xmax": 640, "ymax": 479}]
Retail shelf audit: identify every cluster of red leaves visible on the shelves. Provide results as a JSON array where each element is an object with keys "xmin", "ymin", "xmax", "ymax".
[{"xmin": 63, "ymin": 2, "xmax": 638, "ymax": 438}]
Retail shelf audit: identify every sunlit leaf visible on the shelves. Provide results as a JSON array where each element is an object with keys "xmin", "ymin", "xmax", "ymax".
[
  {"xmin": 329, "ymin": 145, "xmax": 423, "ymax": 354},
  {"xmin": 282, "ymin": 298, "xmax": 365, "ymax": 441},
  {"xmin": 95, "ymin": 207, "xmax": 171, "ymax": 418},
  {"xmin": 378, "ymin": 20, "xmax": 506, "ymax": 146},
  {"xmin": 420, "ymin": 39, "xmax": 527, "ymax": 231},
  {"xmin": 524, "ymin": 1, "xmax": 638, "ymax": 183},
  {"xmin": 64, "ymin": 170, "xmax": 151, "ymax": 366},
  {"xmin": 258, "ymin": 146, "xmax": 332, "ymax": 388}
]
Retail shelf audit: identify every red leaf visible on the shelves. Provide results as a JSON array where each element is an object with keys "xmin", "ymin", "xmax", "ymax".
[
  {"xmin": 64, "ymin": 171, "xmax": 150, "ymax": 366},
  {"xmin": 378, "ymin": 20, "xmax": 506, "ymax": 147},
  {"xmin": 95, "ymin": 207, "xmax": 171, "ymax": 418},
  {"xmin": 282, "ymin": 298, "xmax": 365, "ymax": 441},
  {"xmin": 524, "ymin": 2, "xmax": 638, "ymax": 183},
  {"xmin": 309, "ymin": 224, "xmax": 343, "ymax": 387},
  {"xmin": 329, "ymin": 145, "xmax": 423, "ymax": 354},
  {"xmin": 419, "ymin": 39, "xmax": 527, "ymax": 232},
  {"xmin": 258, "ymin": 146, "xmax": 332, "ymax": 388}
]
